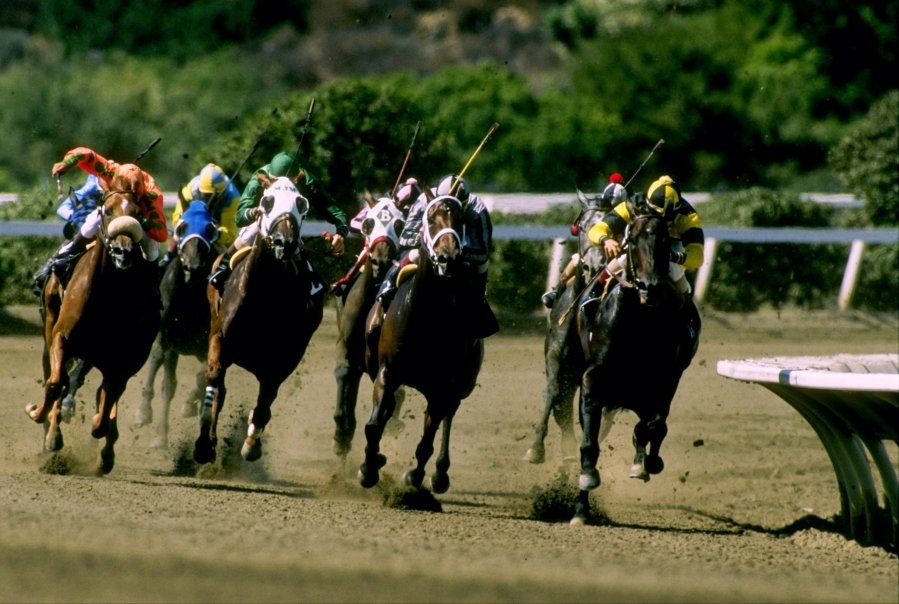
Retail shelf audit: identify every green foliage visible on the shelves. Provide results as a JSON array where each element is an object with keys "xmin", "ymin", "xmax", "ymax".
[
  {"xmin": 855, "ymin": 244, "xmax": 899, "ymax": 311},
  {"xmin": 701, "ymin": 189, "xmax": 851, "ymax": 311},
  {"xmin": 488, "ymin": 240, "xmax": 551, "ymax": 314},
  {"xmin": 829, "ymin": 90, "xmax": 899, "ymax": 226}
]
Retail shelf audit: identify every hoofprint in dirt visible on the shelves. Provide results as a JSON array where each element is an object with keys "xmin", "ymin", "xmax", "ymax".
[{"xmin": 0, "ymin": 306, "xmax": 896, "ymax": 603}]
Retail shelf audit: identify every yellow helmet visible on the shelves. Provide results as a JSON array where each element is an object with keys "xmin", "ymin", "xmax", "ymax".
[
  {"xmin": 198, "ymin": 163, "xmax": 226, "ymax": 195},
  {"xmin": 646, "ymin": 175, "xmax": 680, "ymax": 217}
]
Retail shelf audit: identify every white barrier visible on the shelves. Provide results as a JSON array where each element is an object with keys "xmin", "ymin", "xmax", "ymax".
[{"xmin": 717, "ymin": 354, "xmax": 899, "ymax": 551}]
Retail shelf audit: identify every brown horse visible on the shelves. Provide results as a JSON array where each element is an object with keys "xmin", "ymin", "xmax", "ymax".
[
  {"xmin": 137, "ymin": 200, "xmax": 219, "ymax": 448},
  {"xmin": 359, "ymin": 193, "xmax": 484, "ymax": 493},
  {"xmin": 27, "ymin": 177, "xmax": 161, "ymax": 474},
  {"xmin": 193, "ymin": 173, "xmax": 324, "ymax": 465},
  {"xmin": 332, "ymin": 196, "xmax": 405, "ymax": 458}
]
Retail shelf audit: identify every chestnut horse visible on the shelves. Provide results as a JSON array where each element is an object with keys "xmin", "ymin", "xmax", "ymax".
[
  {"xmin": 137, "ymin": 200, "xmax": 219, "ymax": 448},
  {"xmin": 27, "ymin": 177, "xmax": 161, "ymax": 474},
  {"xmin": 359, "ymin": 193, "xmax": 484, "ymax": 493},
  {"xmin": 332, "ymin": 196, "xmax": 405, "ymax": 458},
  {"xmin": 193, "ymin": 174, "xmax": 324, "ymax": 465},
  {"xmin": 525, "ymin": 188, "xmax": 609, "ymax": 465},
  {"xmin": 572, "ymin": 195, "xmax": 700, "ymax": 524}
]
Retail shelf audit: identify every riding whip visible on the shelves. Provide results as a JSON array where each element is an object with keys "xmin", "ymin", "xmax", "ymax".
[
  {"xmin": 450, "ymin": 122, "xmax": 499, "ymax": 197},
  {"xmin": 392, "ymin": 120, "xmax": 422, "ymax": 196},
  {"xmin": 623, "ymin": 138, "xmax": 664, "ymax": 189},
  {"xmin": 556, "ymin": 269, "xmax": 602, "ymax": 326},
  {"xmin": 287, "ymin": 97, "xmax": 316, "ymax": 177},
  {"xmin": 134, "ymin": 137, "xmax": 162, "ymax": 164}
]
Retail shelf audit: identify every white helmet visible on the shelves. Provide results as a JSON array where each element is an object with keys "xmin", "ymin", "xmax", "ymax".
[
  {"xmin": 436, "ymin": 174, "xmax": 469, "ymax": 203},
  {"xmin": 601, "ymin": 182, "xmax": 628, "ymax": 208}
]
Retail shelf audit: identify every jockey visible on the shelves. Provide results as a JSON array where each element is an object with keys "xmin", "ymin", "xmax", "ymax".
[
  {"xmin": 159, "ymin": 163, "xmax": 240, "ymax": 267},
  {"xmin": 57, "ymin": 174, "xmax": 103, "ymax": 240},
  {"xmin": 540, "ymin": 172, "xmax": 629, "ymax": 308},
  {"xmin": 32, "ymin": 147, "xmax": 168, "ymax": 291},
  {"xmin": 588, "ymin": 174, "xmax": 704, "ymax": 299},
  {"xmin": 373, "ymin": 173, "xmax": 498, "ymax": 339},
  {"xmin": 208, "ymin": 151, "xmax": 348, "ymax": 292}
]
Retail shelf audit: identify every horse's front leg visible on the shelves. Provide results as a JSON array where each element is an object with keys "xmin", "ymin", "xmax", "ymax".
[
  {"xmin": 242, "ymin": 379, "xmax": 278, "ymax": 462},
  {"xmin": 137, "ymin": 338, "xmax": 164, "ymax": 427},
  {"xmin": 425, "ymin": 399, "xmax": 461, "ymax": 494},
  {"xmin": 94, "ymin": 377, "xmax": 126, "ymax": 475},
  {"xmin": 151, "ymin": 349, "xmax": 180, "ymax": 449},
  {"xmin": 61, "ymin": 358, "xmax": 91, "ymax": 423},
  {"xmin": 27, "ymin": 333, "xmax": 68, "ymax": 451},
  {"xmin": 333, "ymin": 357, "xmax": 363, "ymax": 458},
  {"xmin": 631, "ymin": 412, "xmax": 669, "ymax": 481},
  {"xmin": 181, "ymin": 364, "xmax": 205, "ymax": 419},
  {"xmin": 195, "ymin": 332, "xmax": 227, "ymax": 464},
  {"xmin": 359, "ymin": 366, "xmax": 397, "ymax": 488}
]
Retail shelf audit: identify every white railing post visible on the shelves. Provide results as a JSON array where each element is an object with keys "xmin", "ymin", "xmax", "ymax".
[
  {"xmin": 547, "ymin": 237, "xmax": 566, "ymax": 291},
  {"xmin": 693, "ymin": 237, "xmax": 717, "ymax": 303},
  {"xmin": 838, "ymin": 239, "xmax": 865, "ymax": 311}
]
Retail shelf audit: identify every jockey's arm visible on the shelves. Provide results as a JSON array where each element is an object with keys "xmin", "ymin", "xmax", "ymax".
[
  {"xmin": 671, "ymin": 212, "xmax": 705, "ymax": 270},
  {"xmin": 588, "ymin": 204, "xmax": 628, "ymax": 258},
  {"xmin": 214, "ymin": 191, "xmax": 240, "ymax": 248},
  {"xmin": 51, "ymin": 147, "xmax": 119, "ymax": 181},
  {"xmin": 236, "ymin": 175, "xmax": 262, "ymax": 226}
]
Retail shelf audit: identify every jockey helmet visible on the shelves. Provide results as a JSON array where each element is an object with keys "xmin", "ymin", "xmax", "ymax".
[
  {"xmin": 269, "ymin": 152, "xmax": 294, "ymax": 177},
  {"xmin": 646, "ymin": 175, "xmax": 681, "ymax": 218},
  {"xmin": 395, "ymin": 177, "xmax": 422, "ymax": 211},
  {"xmin": 198, "ymin": 163, "xmax": 227, "ymax": 195},
  {"xmin": 609, "ymin": 172, "xmax": 623, "ymax": 184},
  {"xmin": 436, "ymin": 174, "xmax": 468, "ymax": 203},
  {"xmin": 601, "ymin": 182, "xmax": 628, "ymax": 207}
]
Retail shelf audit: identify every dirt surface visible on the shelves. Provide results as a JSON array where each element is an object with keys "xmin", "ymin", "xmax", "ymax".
[{"xmin": 1, "ymin": 305, "xmax": 897, "ymax": 603}]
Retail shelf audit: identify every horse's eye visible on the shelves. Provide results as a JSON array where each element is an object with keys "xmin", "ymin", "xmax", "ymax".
[
  {"xmin": 260, "ymin": 195, "xmax": 275, "ymax": 214},
  {"xmin": 295, "ymin": 196, "xmax": 309, "ymax": 215},
  {"xmin": 361, "ymin": 218, "xmax": 375, "ymax": 236},
  {"xmin": 205, "ymin": 224, "xmax": 218, "ymax": 241},
  {"xmin": 175, "ymin": 222, "xmax": 188, "ymax": 237}
]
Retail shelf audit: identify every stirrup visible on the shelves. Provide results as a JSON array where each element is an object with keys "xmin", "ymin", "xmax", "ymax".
[{"xmin": 540, "ymin": 289, "xmax": 557, "ymax": 308}]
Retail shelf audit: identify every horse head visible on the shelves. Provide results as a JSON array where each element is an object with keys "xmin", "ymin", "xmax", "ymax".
[
  {"xmin": 421, "ymin": 194, "xmax": 464, "ymax": 277},
  {"xmin": 99, "ymin": 172, "xmax": 145, "ymax": 271},
  {"xmin": 575, "ymin": 188, "xmax": 608, "ymax": 283},
  {"xmin": 623, "ymin": 194, "xmax": 672, "ymax": 306},
  {"xmin": 361, "ymin": 196, "xmax": 404, "ymax": 281},
  {"xmin": 256, "ymin": 173, "xmax": 309, "ymax": 262},
  {"xmin": 175, "ymin": 200, "xmax": 219, "ymax": 282}
]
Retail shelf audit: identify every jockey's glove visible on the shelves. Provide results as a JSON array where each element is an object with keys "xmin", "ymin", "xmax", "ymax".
[
  {"xmin": 248, "ymin": 207, "xmax": 264, "ymax": 221},
  {"xmin": 669, "ymin": 250, "xmax": 687, "ymax": 265}
]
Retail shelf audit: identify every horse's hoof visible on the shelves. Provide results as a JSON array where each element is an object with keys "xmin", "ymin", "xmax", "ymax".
[
  {"xmin": 524, "ymin": 445, "xmax": 545, "ymax": 465},
  {"xmin": 99, "ymin": 450, "xmax": 115, "ymax": 475},
  {"xmin": 44, "ymin": 429, "xmax": 63, "ymax": 452},
  {"xmin": 629, "ymin": 464, "xmax": 650, "ymax": 482},
  {"xmin": 60, "ymin": 397, "xmax": 75, "ymax": 423},
  {"xmin": 193, "ymin": 437, "xmax": 216, "ymax": 465},
  {"xmin": 133, "ymin": 406, "xmax": 153, "ymax": 427},
  {"xmin": 358, "ymin": 453, "xmax": 386, "ymax": 489},
  {"xmin": 404, "ymin": 468, "xmax": 425, "ymax": 489},
  {"xmin": 241, "ymin": 436, "xmax": 262, "ymax": 462},
  {"xmin": 431, "ymin": 472, "xmax": 450, "ymax": 494},
  {"xmin": 569, "ymin": 515, "xmax": 586, "ymax": 527},
  {"xmin": 578, "ymin": 469, "xmax": 600, "ymax": 491},
  {"xmin": 644, "ymin": 455, "xmax": 664, "ymax": 475},
  {"xmin": 179, "ymin": 401, "xmax": 198, "ymax": 418},
  {"xmin": 25, "ymin": 403, "xmax": 41, "ymax": 422},
  {"xmin": 332, "ymin": 436, "xmax": 351, "ymax": 457}
]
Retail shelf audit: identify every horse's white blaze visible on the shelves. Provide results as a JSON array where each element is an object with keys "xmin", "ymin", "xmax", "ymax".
[{"xmin": 260, "ymin": 177, "xmax": 309, "ymax": 237}]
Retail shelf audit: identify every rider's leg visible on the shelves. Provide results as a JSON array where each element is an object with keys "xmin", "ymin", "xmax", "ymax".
[
  {"xmin": 541, "ymin": 253, "xmax": 579, "ymax": 308},
  {"xmin": 470, "ymin": 264, "xmax": 499, "ymax": 339},
  {"xmin": 209, "ymin": 224, "xmax": 257, "ymax": 291},
  {"xmin": 31, "ymin": 210, "xmax": 103, "ymax": 292},
  {"xmin": 375, "ymin": 248, "xmax": 417, "ymax": 307}
]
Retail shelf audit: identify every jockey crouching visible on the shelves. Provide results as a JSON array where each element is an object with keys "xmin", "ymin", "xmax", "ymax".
[
  {"xmin": 587, "ymin": 175, "xmax": 703, "ymax": 346},
  {"xmin": 372, "ymin": 174, "xmax": 499, "ymax": 340},
  {"xmin": 208, "ymin": 152, "xmax": 347, "ymax": 295},
  {"xmin": 32, "ymin": 148, "xmax": 168, "ymax": 291}
]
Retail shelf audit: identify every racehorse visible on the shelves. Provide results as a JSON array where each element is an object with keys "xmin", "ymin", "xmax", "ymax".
[
  {"xmin": 525, "ymin": 188, "xmax": 609, "ymax": 465},
  {"xmin": 27, "ymin": 176, "xmax": 161, "ymax": 474},
  {"xmin": 359, "ymin": 193, "xmax": 484, "ymax": 493},
  {"xmin": 193, "ymin": 173, "xmax": 324, "ymax": 465},
  {"xmin": 137, "ymin": 200, "xmax": 219, "ymax": 448},
  {"xmin": 332, "ymin": 196, "xmax": 405, "ymax": 458},
  {"xmin": 572, "ymin": 194, "xmax": 700, "ymax": 524}
]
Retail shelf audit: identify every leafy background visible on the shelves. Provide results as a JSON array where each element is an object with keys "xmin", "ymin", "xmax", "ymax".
[{"xmin": 0, "ymin": 0, "xmax": 895, "ymax": 311}]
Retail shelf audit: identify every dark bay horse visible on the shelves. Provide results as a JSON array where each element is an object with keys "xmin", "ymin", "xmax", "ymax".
[
  {"xmin": 359, "ymin": 193, "xmax": 484, "ymax": 493},
  {"xmin": 572, "ymin": 196, "xmax": 700, "ymax": 524},
  {"xmin": 526, "ymin": 188, "xmax": 609, "ymax": 465},
  {"xmin": 332, "ymin": 196, "xmax": 405, "ymax": 458},
  {"xmin": 27, "ymin": 177, "xmax": 161, "ymax": 474},
  {"xmin": 137, "ymin": 200, "xmax": 219, "ymax": 448},
  {"xmin": 193, "ymin": 174, "xmax": 324, "ymax": 465}
]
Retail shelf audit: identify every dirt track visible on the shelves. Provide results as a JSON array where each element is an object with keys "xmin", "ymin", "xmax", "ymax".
[{"xmin": 0, "ymin": 305, "xmax": 897, "ymax": 603}]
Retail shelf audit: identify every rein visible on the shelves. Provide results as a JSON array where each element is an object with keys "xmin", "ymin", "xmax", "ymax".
[{"xmin": 422, "ymin": 196, "xmax": 463, "ymax": 267}]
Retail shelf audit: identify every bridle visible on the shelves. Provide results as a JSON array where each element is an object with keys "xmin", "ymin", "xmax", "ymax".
[{"xmin": 422, "ymin": 195, "xmax": 463, "ymax": 276}]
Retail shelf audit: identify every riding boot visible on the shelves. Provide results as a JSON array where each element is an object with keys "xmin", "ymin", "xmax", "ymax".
[
  {"xmin": 375, "ymin": 262, "xmax": 401, "ymax": 308},
  {"xmin": 540, "ymin": 282, "xmax": 566, "ymax": 308},
  {"xmin": 32, "ymin": 232, "xmax": 90, "ymax": 294},
  {"xmin": 208, "ymin": 245, "xmax": 236, "ymax": 293}
]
